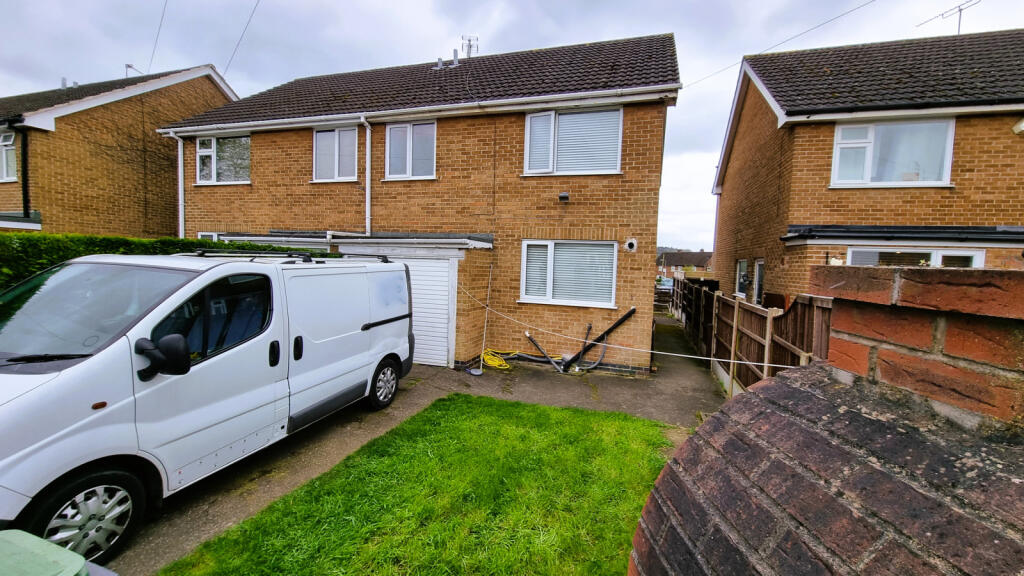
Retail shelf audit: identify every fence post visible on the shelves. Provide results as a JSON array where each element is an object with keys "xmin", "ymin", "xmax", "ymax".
[
  {"xmin": 763, "ymin": 307, "xmax": 781, "ymax": 378},
  {"xmin": 728, "ymin": 296, "xmax": 742, "ymax": 397},
  {"xmin": 697, "ymin": 287, "xmax": 706, "ymax": 355},
  {"xmin": 710, "ymin": 291, "xmax": 721, "ymax": 361}
]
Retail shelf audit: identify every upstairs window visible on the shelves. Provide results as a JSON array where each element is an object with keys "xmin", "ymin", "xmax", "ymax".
[
  {"xmin": 520, "ymin": 240, "xmax": 617, "ymax": 307},
  {"xmin": 0, "ymin": 132, "xmax": 15, "ymax": 182},
  {"xmin": 524, "ymin": 109, "xmax": 622, "ymax": 174},
  {"xmin": 386, "ymin": 122, "xmax": 435, "ymax": 179},
  {"xmin": 831, "ymin": 120, "xmax": 953, "ymax": 186},
  {"xmin": 197, "ymin": 136, "xmax": 250, "ymax": 184},
  {"xmin": 313, "ymin": 128, "xmax": 358, "ymax": 181}
]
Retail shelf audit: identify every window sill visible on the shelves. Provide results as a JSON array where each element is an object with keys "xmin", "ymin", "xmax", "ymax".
[
  {"xmin": 194, "ymin": 181, "xmax": 252, "ymax": 186},
  {"xmin": 310, "ymin": 178, "xmax": 358, "ymax": 184},
  {"xmin": 520, "ymin": 171, "xmax": 623, "ymax": 177},
  {"xmin": 829, "ymin": 182, "xmax": 953, "ymax": 189},
  {"xmin": 517, "ymin": 298, "xmax": 617, "ymax": 310},
  {"xmin": 382, "ymin": 176, "xmax": 436, "ymax": 182},
  {"xmin": 0, "ymin": 178, "xmax": 16, "ymax": 183}
]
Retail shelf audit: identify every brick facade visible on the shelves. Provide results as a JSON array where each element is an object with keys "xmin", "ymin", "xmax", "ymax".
[
  {"xmin": 712, "ymin": 84, "xmax": 1024, "ymax": 303},
  {"xmin": 183, "ymin": 103, "xmax": 669, "ymax": 369},
  {"xmin": 0, "ymin": 75, "xmax": 230, "ymax": 236}
]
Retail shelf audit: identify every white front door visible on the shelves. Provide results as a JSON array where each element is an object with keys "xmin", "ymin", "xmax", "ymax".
[{"xmin": 131, "ymin": 272, "xmax": 286, "ymax": 490}]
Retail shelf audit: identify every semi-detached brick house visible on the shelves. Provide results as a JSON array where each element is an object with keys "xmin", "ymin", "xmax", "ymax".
[
  {"xmin": 710, "ymin": 29, "xmax": 1024, "ymax": 308},
  {"xmin": 161, "ymin": 35, "xmax": 680, "ymax": 371},
  {"xmin": 0, "ymin": 66, "xmax": 235, "ymax": 235}
]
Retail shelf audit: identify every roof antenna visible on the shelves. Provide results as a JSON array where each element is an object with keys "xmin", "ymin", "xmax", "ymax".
[
  {"xmin": 916, "ymin": 0, "xmax": 981, "ymax": 34},
  {"xmin": 461, "ymin": 35, "xmax": 479, "ymax": 58}
]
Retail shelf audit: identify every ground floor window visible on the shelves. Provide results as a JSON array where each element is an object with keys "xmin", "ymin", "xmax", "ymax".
[
  {"xmin": 847, "ymin": 247, "xmax": 984, "ymax": 268},
  {"xmin": 735, "ymin": 259, "xmax": 748, "ymax": 297},
  {"xmin": 520, "ymin": 240, "xmax": 616, "ymax": 307}
]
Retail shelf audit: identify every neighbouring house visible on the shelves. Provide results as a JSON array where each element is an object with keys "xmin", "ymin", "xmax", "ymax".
[
  {"xmin": 710, "ymin": 29, "xmax": 1024, "ymax": 308},
  {"xmin": 160, "ymin": 35, "xmax": 680, "ymax": 371},
  {"xmin": 0, "ymin": 66, "xmax": 235, "ymax": 235},
  {"xmin": 658, "ymin": 250, "xmax": 713, "ymax": 277}
]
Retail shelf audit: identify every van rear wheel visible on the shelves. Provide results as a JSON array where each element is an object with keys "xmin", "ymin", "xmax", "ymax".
[
  {"xmin": 21, "ymin": 469, "xmax": 146, "ymax": 565},
  {"xmin": 368, "ymin": 358, "xmax": 400, "ymax": 410}
]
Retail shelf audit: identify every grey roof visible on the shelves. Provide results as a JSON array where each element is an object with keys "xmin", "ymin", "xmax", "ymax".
[
  {"xmin": 0, "ymin": 68, "xmax": 191, "ymax": 121},
  {"xmin": 659, "ymin": 251, "xmax": 712, "ymax": 268},
  {"xmin": 745, "ymin": 28, "xmax": 1024, "ymax": 115},
  {"xmin": 166, "ymin": 34, "xmax": 679, "ymax": 129}
]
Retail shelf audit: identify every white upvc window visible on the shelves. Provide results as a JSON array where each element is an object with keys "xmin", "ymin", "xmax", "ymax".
[
  {"xmin": 197, "ymin": 232, "xmax": 221, "ymax": 242},
  {"xmin": 0, "ymin": 132, "xmax": 15, "ymax": 182},
  {"xmin": 847, "ymin": 247, "xmax": 984, "ymax": 268},
  {"xmin": 313, "ymin": 127, "xmax": 358, "ymax": 181},
  {"xmin": 831, "ymin": 119, "xmax": 954, "ymax": 187},
  {"xmin": 520, "ymin": 240, "xmax": 617, "ymax": 308},
  {"xmin": 196, "ymin": 136, "xmax": 250, "ymax": 184},
  {"xmin": 385, "ymin": 121, "xmax": 435, "ymax": 179},
  {"xmin": 524, "ymin": 108, "xmax": 622, "ymax": 175},
  {"xmin": 735, "ymin": 259, "xmax": 748, "ymax": 297}
]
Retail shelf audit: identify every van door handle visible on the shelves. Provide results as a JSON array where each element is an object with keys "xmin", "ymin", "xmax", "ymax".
[
  {"xmin": 293, "ymin": 336, "xmax": 303, "ymax": 361},
  {"xmin": 269, "ymin": 340, "xmax": 280, "ymax": 367}
]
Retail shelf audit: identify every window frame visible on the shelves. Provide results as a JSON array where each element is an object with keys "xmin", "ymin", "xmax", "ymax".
[
  {"xmin": 846, "ymin": 247, "xmax": 985, "ymax": 268},
  {"xmin": 522, "ymin": 107, "xmax": 623, "ymax": 176},
  {"xmin": 384, "ymin": 121, "xmax": 436, "ymax": 180},
  {"xmin": 150, "ymin": 273, "xmax": 273, "ymax": 366},
  {"xmin": 518, "ymin": 239, "xmax": 618, "ymax": 309},
  {"xmin": 830, "ymin": 119, "xmax": 955, "ymax": 188},
  {"xmin": 197, "ymin": 232, "xmax": 221, "ymax": 242},
  {"xmin": 195, "ymin": 135, "xmax": 251, "ymax": 185},
  {"xmin": 312, "ymin": 127, "xmax": 359, "ymax": 182},
  {"xmin": 0, "ymin": 132, "xmax": 15, "ymax": 182},
  {"xmin": 735, "ymin": 259, "xmax": 748, "ymax": 298}
]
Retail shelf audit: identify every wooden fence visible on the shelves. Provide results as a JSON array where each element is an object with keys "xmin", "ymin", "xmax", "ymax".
[{"xmin": 671, "ymin": 279, "xmax": 832, "ymax": 397}]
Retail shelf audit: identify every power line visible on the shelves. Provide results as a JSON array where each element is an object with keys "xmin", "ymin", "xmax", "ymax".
[
  {"xmin": 225, "ymin": 0, "xmax": 261, "ymax": 75},
  {"xmin": 146, "ymin": 0, "xmax": 169, "ymax": 73},
  {"xmin": 683, "ymin": 0, "xmax": 879, "ymax": 89}
]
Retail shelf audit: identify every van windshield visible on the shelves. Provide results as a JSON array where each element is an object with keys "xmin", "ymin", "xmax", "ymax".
[{"xmin": 0, "ymin": 263, "xmax": 197, "ymax": 364}]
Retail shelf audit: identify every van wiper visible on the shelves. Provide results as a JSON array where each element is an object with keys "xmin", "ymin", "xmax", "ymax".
[{"xmin": 4, "ymin": 353, "xmax": 93, "ymax": 363}]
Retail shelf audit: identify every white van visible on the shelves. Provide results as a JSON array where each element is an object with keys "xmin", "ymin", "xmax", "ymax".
[{"xmin": 0, "ymin": 253, "xmax": 414, "ymax": 563}]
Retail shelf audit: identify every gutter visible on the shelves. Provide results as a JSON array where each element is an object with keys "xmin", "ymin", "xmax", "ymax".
[
  {"xmin": 156, "ymin": 83, "xmax": 682, "ymax": 136},
  {"xmin": 165, "ymin": 130, "xmax": 185, "ymax": 238}
]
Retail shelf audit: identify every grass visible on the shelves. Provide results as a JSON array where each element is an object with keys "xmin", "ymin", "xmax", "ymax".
[{"xmin": 159, "ymin": 394, "xmax": 670, "ymax": 576}]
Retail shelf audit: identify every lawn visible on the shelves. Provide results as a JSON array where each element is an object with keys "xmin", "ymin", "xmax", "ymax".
[{"xmin": 159, "ymin": 394, "xmax": 671, "ymax": 576}]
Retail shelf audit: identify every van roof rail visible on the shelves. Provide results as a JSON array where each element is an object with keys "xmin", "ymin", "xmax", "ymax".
[
  {"xmin": 337, "ymin": 252, "xmax": 391, "ymax": 263},
  {"xmin": 189, "ymin": 249, "xmax": 315, "ymax": 263}
]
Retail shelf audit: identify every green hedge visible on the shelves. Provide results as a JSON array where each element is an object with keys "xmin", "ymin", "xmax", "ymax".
[{"xmin": 0, "ymin": 233, "xmax": 318, "ymax": 290}]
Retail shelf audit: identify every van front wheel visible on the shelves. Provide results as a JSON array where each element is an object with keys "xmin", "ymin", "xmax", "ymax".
[
  {"xmin": 368, "ymin": 358, "xmax": 400, "ymax": 410},
  {"xmin": 21, "ymin": 469, "xmax": 146, "ymax": 565}
]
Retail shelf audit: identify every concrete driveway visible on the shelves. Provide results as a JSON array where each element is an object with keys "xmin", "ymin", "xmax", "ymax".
[{"xmin": 108, "ymin": 317, "xmax": 722, "ymax": 575}]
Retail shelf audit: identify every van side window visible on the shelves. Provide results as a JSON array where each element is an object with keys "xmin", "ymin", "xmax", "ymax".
[{"xmin": 152, "ymin": 274, "xmax": 271, "ymax": 364}]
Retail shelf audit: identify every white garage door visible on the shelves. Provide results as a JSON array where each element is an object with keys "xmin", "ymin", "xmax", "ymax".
[{"xmin": 393, "ymin": 258, "xmax": 454, "ymax": 366}]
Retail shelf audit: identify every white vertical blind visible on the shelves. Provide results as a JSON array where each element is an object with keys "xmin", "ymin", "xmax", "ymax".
[
  {"xmin": 411, "ymin": 123, "xmax": 435, "ymax": 177},
  {"xmin": 314, "ymin": 130, "xmax": 335, "ymax": 180},
  {"xmin": 552, "ymin": 243, "xmax": 615, "ymax": 303},
  {"xmin": 555, "ymin": 110, "xmax": 620, "ymax": 173},
  {"xmin": 388, "ymin": 125, "xmax": 408, "ymax": 177},
  {"xmin": 527, "ymin": 113, "xmax": 553, "ymax": 171},
  {"xmin": 524, "ymin": 244, "xmax": 549, "ymax": 298},
  {"xmin": 337, "ymin": 128, "xmax": 357, "ymax": 179}
]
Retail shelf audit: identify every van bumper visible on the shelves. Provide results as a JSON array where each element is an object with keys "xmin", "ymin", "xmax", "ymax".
[{"xmin": 401, "ymin": 334, "xmax": 415, "ymax": 377}]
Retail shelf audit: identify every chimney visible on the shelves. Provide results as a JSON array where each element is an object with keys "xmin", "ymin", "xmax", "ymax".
[
  {"xmin": 452, "ymin": 48, "xmax": 459, "ymax": 67},
  {"xmin": 433, "ymin": 57, "xmax": 444, "ymax": 70},
  {"xmin": 61, "ymin": 77, "xmax": 67, "ymax": 89},
  {"xmin": 72, "ymin": 81, "xmax": 78, "ymax": 88}
]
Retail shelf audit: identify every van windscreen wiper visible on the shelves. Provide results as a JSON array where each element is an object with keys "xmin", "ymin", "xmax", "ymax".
[{"xmin": 4, "ymin": 353, "xmax": 93, "ymax": 363}]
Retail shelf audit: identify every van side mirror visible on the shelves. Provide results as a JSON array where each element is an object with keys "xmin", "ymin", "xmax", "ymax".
[{"xmin": 135, "ymin": 334, "xmax": 191, "ymax": 381}]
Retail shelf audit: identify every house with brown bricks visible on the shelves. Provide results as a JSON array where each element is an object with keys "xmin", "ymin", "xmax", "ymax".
[
  {"xmin": 710, "ymin": 29, "xmax": 1024, "ymax": 308},
  {"xmin": 0, "ymin": 66, "xmax": 235, "ymax": 236},
  {"xmin": 160, "ymin": 35, "xmax": 680, "ymax": 371},
  {"xmin": 658, "ymin": 250, "xmax": 713, "ymax": 277}
]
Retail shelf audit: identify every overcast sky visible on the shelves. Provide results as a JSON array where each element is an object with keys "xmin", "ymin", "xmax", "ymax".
[{"xmin": 2, "ymin": 0, "xmax": 1022, "ymax": 249}]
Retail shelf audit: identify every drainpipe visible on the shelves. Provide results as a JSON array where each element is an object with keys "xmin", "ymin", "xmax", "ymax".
[
  {"xmin": 166, "ymin": 130, "xmax": 185, "ymax": 238},
  {"xmin": 361, "ymin": 114, "xmax": 372, "ymax": 236}
]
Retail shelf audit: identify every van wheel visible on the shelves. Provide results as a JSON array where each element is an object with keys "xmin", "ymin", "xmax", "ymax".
[
  {"xmin": 368, "ymin": 358, "xmax": 400, "ymax": 410},
  {"xmin": 21, "ymin": 469, "xmax": 146, "ymax": 565}
]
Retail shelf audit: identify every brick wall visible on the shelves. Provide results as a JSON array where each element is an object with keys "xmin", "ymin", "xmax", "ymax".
[
  {"xmin": 713, "ymin": 82, "xmax": 1024, "ymax": 302},
  {"xmin": 6, "ymin": 75, "xmax": 229, "ymax": 236},
  {"xmin": 711, "ymin": 84, "xmax": 793, "ymax": 299},
  {"xmin": 812, "ymin": 265, "xmax": 1024, "ymax": 421},
  {"xmin": 184, "ymin": 103, "xmax": 668, "ymax": 369}
]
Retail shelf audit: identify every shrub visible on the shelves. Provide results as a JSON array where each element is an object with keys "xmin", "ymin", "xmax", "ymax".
[{"xmin": 0, "ymin": 233, "xmax": 318, "ymax": 290}]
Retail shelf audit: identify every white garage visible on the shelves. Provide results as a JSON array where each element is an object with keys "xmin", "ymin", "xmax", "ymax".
[{"xmin": 391, "ymin": 257, "xmax": 456, "ymax": 366}]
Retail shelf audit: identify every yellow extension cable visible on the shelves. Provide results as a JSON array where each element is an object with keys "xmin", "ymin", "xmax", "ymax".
[{"xmin": 480, "ymin": 349, "xmax": 562, "ymax": 370}]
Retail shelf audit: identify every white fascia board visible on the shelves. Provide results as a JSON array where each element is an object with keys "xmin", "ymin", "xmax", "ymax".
[
  {"xmin": 20, "ymin": 66, "xmax": 238, "ymax": 132},
  {"xmin": 783, "ymin": 237, "xmax": 1024, "ymax": 249},
  {"xmin": 157, "ymin": 83, "xmax": 681, "ymax": 137}
]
